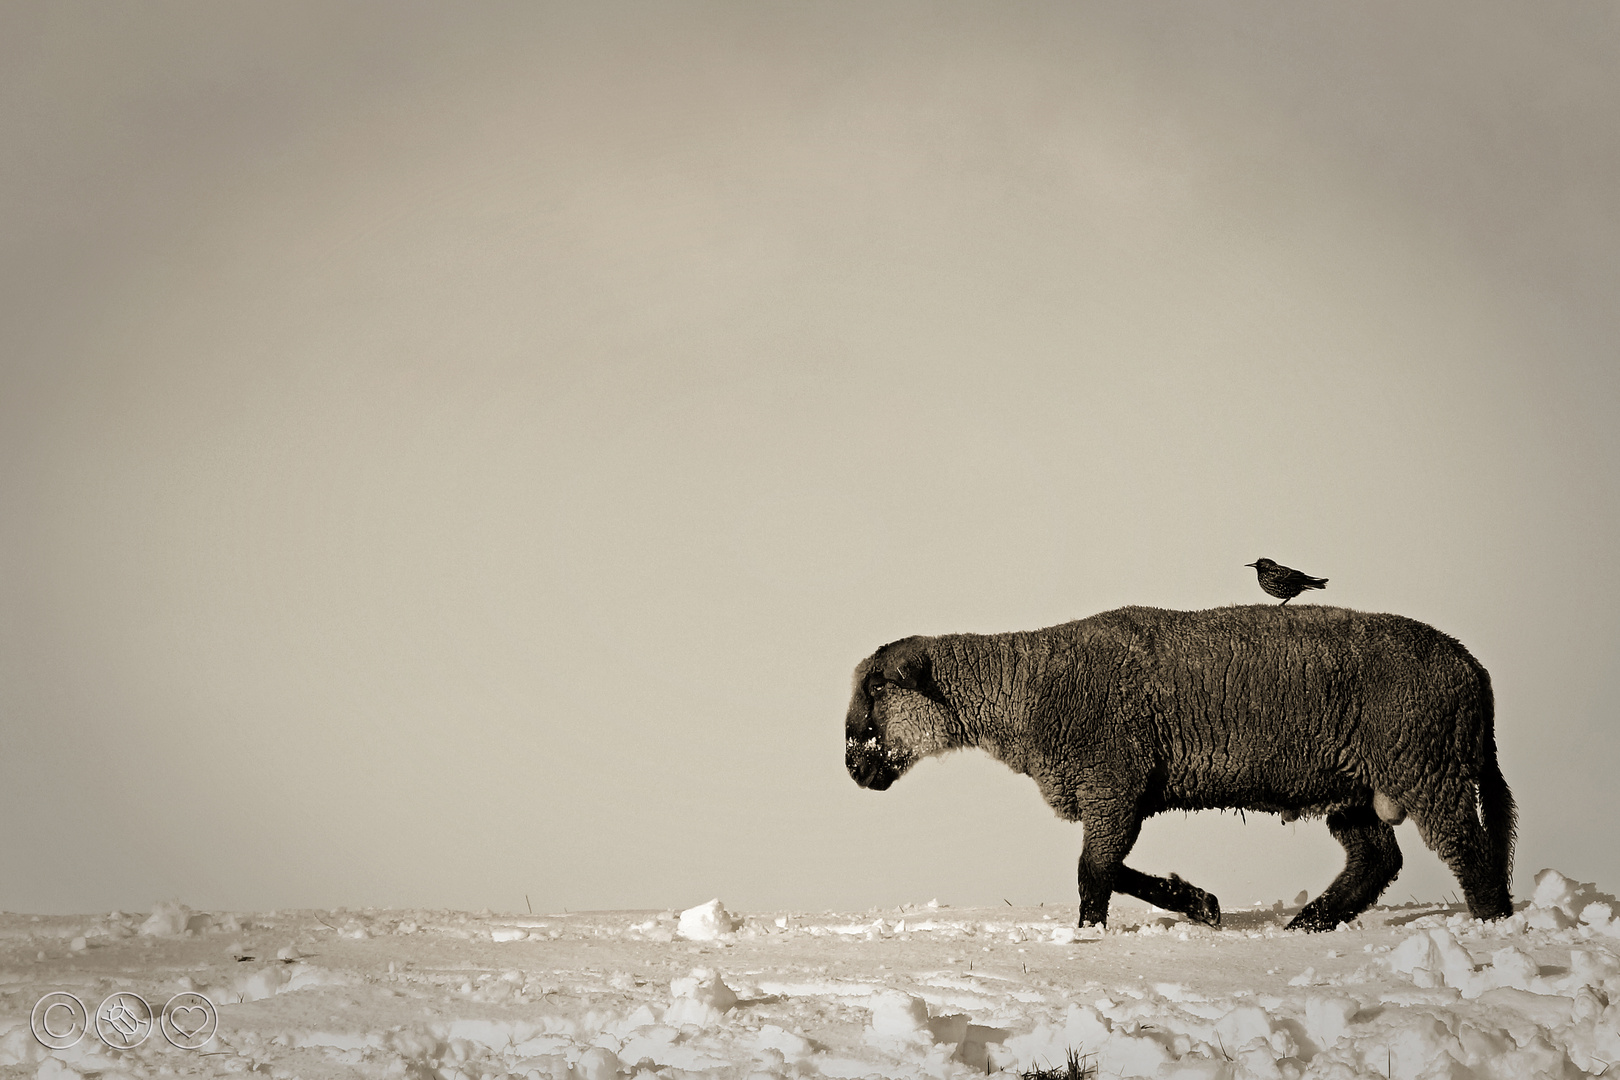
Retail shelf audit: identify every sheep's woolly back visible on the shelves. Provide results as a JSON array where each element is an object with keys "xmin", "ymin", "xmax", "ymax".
[{"xmin": 921, "ymin": 605, "xmax": 1493, "ymax": 813}]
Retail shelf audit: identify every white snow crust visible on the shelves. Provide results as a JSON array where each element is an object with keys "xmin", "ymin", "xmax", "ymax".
[
  {"xmin": 3, "ymin": 869, "xmax": 1619, "ymax": 1078},
  {"xmin": 678, "ymin": 900, "xmax": 741, "ymax": 943}
]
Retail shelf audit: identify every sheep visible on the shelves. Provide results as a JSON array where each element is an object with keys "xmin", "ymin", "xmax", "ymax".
[{"xmin": 844, "ymin": 604, "xmax": 1516, "ymax": 932}]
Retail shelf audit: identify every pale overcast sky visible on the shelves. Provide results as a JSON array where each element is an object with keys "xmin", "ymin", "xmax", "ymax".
[{"xmin": 2, "ymin": 2, "xmax": 1616, "ymax": 916}]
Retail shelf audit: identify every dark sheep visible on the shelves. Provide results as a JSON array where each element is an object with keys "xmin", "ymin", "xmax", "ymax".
[{"xmin": 843, "ymin": 604, "xmax": 1516, "ymax": 932}]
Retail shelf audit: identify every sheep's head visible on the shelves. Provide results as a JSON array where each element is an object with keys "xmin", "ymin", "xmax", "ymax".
[{"xmin": 845, "ymin": 637, "xmax": 956, "ymax": 790}]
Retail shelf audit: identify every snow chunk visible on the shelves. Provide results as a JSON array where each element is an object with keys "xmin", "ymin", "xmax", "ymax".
[
  {"xmin": 1579, "ymin": 901, "xmax": 1619, "ymax": 935},
  {"xmin": 225, "ymin": 965, "xmax": 291, "ymax": 1002},
  {"xmin": 1457, "ymin": 1022, "xmax": 1579, "ymax": 1079},
  {"xmin": 628, "ymin": 914, "xmax": 677, "ymax": 942},
  {"xmin": 753, "ymin": 1024, "xmax": 815, "ymax": 1063},
  {"xmin": 676, "ymin": 898, "xmax": 739, "ymax": 940},
  {"xmin": 573, "ymin": 1045, "xmax": 621, "ymax": 1080},
  {"xmin": 1305, "ymin": 994, "xmax": 1360, "ymax": 1048},
  {"xmin": 663, "ymin": 967, "xmax": 737, "ymax": 1028},
  {"xmin": 1213, "ymin": 1003, "xmax": 1273, "ymax": 1050},
  {"xmin": 1158, "ymin": 1061, "xmax": 1230, "ymax": 1079},
  {"xmin": 1372, "ymin": 1012, "xmax": 1466, "ymax": 1080},
  {"xmin": 1095, "ymin": 1029, "xmax": 1175, "ymax": 1077},
  {"xmin": 139, "ymin": 901, "xmax": 207, "ymax": 937},
  {"xmin": 1532, "ymin": 869, "xmax": 1600, "ymax": 919},
  {"xmin": 0, "ymin": 1025, "xmax": 46, "ymax": 1068},
  {"xmin": 1387, "ymin": 932, "xmax": 1440, "ymax": 976},
  {"xmin": 1388, "ymin": 928, "xmax": 1489, "ymax": 995},
  {"xmin": 1486, "ymin": 945, "xmax": 1539, "ymax": 991},
  {"xmin": 1387, "ymin": 925, "xmax": 1607, "ymax": 1003},
  {"xmin": 670, "ymin": 967, "xmax": 738, "ymax": 1011},
  {"xmin": 36, "ymin": 1060, "xmax": 83, "ymax": 1080},
  {"xmin": 1525, "ymin": 868, "xmax": 1618, "ymax": 932},
  {"xmin": 1000, "ymin": 1003, "xmax": 1112, "ymax": 1072},
  {"xmin": 867, "ymin": 990, "xmax": 931, "ymax": 1043}
]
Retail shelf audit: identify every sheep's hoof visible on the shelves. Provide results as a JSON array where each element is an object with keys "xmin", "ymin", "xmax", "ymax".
[
  {"xmin": 1167, "ymin": 873, "xmax": 1221, "ymax": 927},
  {"xmin": 1189, "ymin": 893, "xmax": 1221, "ymax": 928},
  {"xmin": 1285, "ymin": 905, "xmax": 1342, "ymax": 933}
]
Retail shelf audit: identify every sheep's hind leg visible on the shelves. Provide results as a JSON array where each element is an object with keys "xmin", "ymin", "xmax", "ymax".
[
  {"xmin": 1411, "ymin": 784, "xmax": 1514, "ymax": 921},
  {"xmin": 1113, "ymin": 865, "xmax": 1221, "ymax": 927},
  {"xmin": 1287, "ymin": 804, "xmax": 1402, "ymax": 932}
]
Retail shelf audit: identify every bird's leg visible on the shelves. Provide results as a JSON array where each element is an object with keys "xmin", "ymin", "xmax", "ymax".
[{"xmin": 1280, "ymin": 597, "xmax": 1290, "ymax": 605}]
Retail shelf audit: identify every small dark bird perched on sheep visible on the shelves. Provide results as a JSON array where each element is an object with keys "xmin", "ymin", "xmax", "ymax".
[
  {"xmin": 1246, "ymin": 557, "xmax": 1328, "ymax": 604},
  {"xmin": 845, "ymin": 604, "xmax": 1516, "ymax": 932}
]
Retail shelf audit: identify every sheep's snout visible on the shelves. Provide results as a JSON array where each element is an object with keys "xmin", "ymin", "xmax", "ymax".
[{"xmin": 846, "ymin": 735, "xmax": 899, "ymax": 790}]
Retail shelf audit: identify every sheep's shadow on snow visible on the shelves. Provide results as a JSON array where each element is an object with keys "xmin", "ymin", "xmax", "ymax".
[
  {"xmin": 1110, "ymin": 907, "xmax": 1306, "ymax": 933},
  {"xmin": 1205, "ymin": 909, "xmax": 1301, "ymax": 932}
]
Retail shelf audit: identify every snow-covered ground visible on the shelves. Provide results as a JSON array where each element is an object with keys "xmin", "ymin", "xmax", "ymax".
[{"xmin": 4, "ymin": 870, "xmax": 1619, "ymax": 1079}]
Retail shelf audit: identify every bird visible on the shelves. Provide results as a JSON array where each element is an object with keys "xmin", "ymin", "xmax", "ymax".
[{"xmin": 1245, "ymin": 558, "xmax": 1328, "ymax": 604}]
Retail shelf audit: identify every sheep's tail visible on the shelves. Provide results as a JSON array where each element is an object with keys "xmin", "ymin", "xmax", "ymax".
[
  {"xmin": 1475, "ymin": 676, "xmax": 1518, "ymax": 893},
  {"xmin": 1479, "ymin": 737, "xmax": 1517, "ymax": 886}
]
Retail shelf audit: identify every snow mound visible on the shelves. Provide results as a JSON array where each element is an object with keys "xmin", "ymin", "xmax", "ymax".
[
  {"xmin": 1002, "ymin": 1002, "xmax": 1183, "ymax": 1078},
  {"xmin": 664, "ymin": 967, "xmax": 738, "ymax": 1028},
  {"xmin": 752, "ymin": 1024, "xmax": 815, "ymax": 1064},
  {"xmin": 138, "ymin": 900, "xmax": 207, "ymax": 937},
  {"xmin": 866, "ymin": 990, "xmax": 931, "ymax": 1043},
  {"xmin": 677, "ymin": 898, "xmax": 739, "ymax": 940},
  {"xmin": 573, "ymin": 1045, "xmax": 620, "ymax": 1080},
  {"xmin": 1519, "ymin": 868, "xmax": 1620, "ymax": 933}
]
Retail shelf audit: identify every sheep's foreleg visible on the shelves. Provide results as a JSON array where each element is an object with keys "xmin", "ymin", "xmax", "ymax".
[
  {"xmin": 1074, "ymin": 809, "xmax": 1143, "ymax": 927},
  {"xmin": 1113, "ymin": 866, "xmax": 1221, "ymax": 927}
]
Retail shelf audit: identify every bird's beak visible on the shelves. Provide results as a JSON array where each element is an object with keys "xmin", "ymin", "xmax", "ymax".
[{"xmin": 1243, "ymin": 562, "xmax": 1256, "ymax": 568}]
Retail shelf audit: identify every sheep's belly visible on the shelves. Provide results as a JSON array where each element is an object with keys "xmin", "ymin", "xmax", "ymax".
[{"xmin": 1150, "ymin": 770, "xmax": 1365, "ymax": 818}]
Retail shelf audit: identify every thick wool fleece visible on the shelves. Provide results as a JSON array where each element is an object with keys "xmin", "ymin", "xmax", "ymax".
[{"xmin": 846, "ymin": 604, "xmax": 1516, "ymax": 931}]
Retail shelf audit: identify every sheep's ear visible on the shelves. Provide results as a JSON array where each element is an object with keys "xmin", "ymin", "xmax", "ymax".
[{"xmin": 880, "ymin": 640, "xmax": 949, "ymax": 706}]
